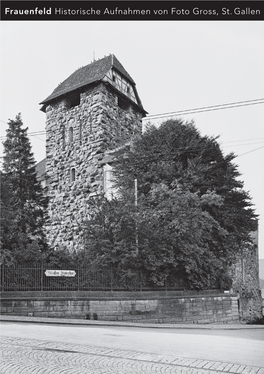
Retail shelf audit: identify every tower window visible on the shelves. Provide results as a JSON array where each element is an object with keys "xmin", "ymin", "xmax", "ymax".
[
  {"xmin": 118, "ymin": 96, "xmax": 130, "ymax": 111},
  {"xmin": 70, "ymin": 168, "xmax": 76, "ymax": 182},
  {"xmin": 60, "ymin": 125, "xmax": 65, "ymax": 148},
  {"xmin": 68, "ymin": 92, "xmax": 80, "ymax": 108},
  {"xmin": 79, "ymin": 121, "xmax": 82, "ymax": 144},
  {"xmin": 69, "ymin": 127, "xmax": 73, "ymax": 143}
]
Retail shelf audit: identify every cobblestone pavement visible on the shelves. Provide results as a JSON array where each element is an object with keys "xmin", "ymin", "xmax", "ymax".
[{"xmin": 1, "ymin": 336, "xmax": 264, "ymax": 374}]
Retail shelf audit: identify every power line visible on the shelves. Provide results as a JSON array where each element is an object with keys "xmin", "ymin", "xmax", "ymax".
[
  {"xmin": 31, "ymin": 135, "xmax": 45, "ymax": 142},
  {"xmin": 27, "ymin": 131, "xmax": 46, "ymax": 135},
  {"xmin": 1, "ymin": 98, "xmax": 263, "ymax": 142},
  {"xmin": 0, "ymin": 131, "xmax": 46, "ymax": 140},
  {"xmin": 224, "ymin": 141, "xmax": 264, "ymax": 148},
  {"xmin": 1, "ymin": 133, "xmax": 262, "ymax": 148},
  {"xmin": 143, "ymin": 98, "xmax": 264, "ymax": 121},
  {"xmin": 1, "ymin": 132, "xmax": 262, "ymax": 149},
  {"xmin": 223, "ymin": 137, "xmax": 264, "ymax": 144},
  {"xmin": 237, "ymin": 146, "xmax": 264, "ymax": 157}
]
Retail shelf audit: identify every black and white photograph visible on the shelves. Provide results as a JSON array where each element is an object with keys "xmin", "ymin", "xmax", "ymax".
[{"xmin": 1, "ymin": 1, "xmax": 264, "ymax": 373}]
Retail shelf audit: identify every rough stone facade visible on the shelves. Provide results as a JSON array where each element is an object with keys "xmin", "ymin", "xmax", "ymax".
[{"xmin": 41, "ymin": 57, "xmax": 145, "ymax": 252}]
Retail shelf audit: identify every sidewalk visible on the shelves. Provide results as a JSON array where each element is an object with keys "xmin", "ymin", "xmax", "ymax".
[{"xmin": 1, "ymin": 314, "xmax": 264, "ymax": 329}]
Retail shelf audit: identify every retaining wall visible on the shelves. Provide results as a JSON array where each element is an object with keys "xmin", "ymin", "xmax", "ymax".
[{"xmin": 0, "ymin": 291, "xmax": 239, "ymax": 324}]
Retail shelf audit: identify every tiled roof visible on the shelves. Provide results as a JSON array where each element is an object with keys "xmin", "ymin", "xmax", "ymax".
[
  {"xmin": 100, "ymin": 143, "xmax": 131, "ymax": 165},
  {"xmin": 35, "ymin": 158, "xmax": 46, "ymax": 181},
  {"xmin": 40, "ymin": 54, "xmax": 135, "ymax": 105}
]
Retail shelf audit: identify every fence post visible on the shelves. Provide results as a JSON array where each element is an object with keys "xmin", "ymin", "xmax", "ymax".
[
  {"xmin": 110, "ymin": 267, "xmax": 113, "ymax": 292},
  {"xmin": 0, "ymin": 264, "xmax": 4, "ymax": 292},
  {"xmin": 77, "ymin": 267, "xmax": 80, "ymax": 291},
  {"xmin": 41, "ymin": 262, "xmax": 43, "ymax": 292}
]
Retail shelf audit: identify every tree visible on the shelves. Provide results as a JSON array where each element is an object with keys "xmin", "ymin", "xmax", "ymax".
[
  {"xmin": 84, "ymin": 119, "xmax": 257, "ymax": 290},
  {"xmin": 0, "ymin": 114, "xmax": 48, "ymax": 264},
  {"xmin": 116, "ymin": 120, "xmax": 256, "ymax": 234},
  {"xmin": 83, "ymin": 187, "xmax": 230, "ymax": 289},
  {"xmin": 0, "ymin": 171, "xmax": 15, "ymax": 265},
  {"xmin": 82, "ymin": 195, "xmax": 138, "ymax": 266}
]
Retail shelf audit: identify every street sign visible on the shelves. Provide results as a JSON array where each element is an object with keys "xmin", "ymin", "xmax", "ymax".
[{"xmin": 45, "ymin": 270, "xmax": 76, "ymax": 277}]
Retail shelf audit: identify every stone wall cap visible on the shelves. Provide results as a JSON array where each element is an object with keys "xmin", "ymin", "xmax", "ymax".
[{"xmin": 1, "ymin": 314, "xmax": 263, "ymax": 329}]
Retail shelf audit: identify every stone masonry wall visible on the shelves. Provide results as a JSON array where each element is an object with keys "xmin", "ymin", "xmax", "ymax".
[
  {"xmin": 231, "ymin": 230, "xmax": 262, "ymax": 322},
  {"xmin": 45, "ymin": 83, "xmax": 143, "ymax": 252},
  {"xmin": 0, "ymin": 292, "xmax": 239, "ymax": 324}
]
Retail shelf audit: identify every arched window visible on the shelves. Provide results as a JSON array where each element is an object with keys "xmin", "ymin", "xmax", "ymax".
[
  {"xmin": 60, "ymin": 125, "xmax": 65, "ymax": 148},
  {"xmin": 79, "ymin": 121, "xmax": 82, "ymax": 144},
  {"xmin": 70, "ymin": 168, "xmax": 76, "ymax": 182},
  {"xmin": 69, "ymin": 127, "xmax": 73, "ymax": 143}
]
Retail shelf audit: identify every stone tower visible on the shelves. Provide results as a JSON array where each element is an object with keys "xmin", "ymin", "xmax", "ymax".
[{"xmin": 40, "ymin": 54, "xmax": 147, "ymax": 252}]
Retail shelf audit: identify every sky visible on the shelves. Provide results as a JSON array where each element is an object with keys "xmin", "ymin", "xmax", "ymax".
[{"xmin": 0, "ymin": 20, "xmax": 263, "ymax": 258}]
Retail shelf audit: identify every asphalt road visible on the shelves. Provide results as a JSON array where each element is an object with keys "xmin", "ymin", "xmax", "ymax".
[{"xmin": 1, "ymin": 320, "xmax": 264, "ymax": 373}]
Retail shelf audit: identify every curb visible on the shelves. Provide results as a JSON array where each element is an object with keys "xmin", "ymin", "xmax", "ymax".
[{"xmin": 1, "ymin": 315, "xmax": 264, "ymax": 329}]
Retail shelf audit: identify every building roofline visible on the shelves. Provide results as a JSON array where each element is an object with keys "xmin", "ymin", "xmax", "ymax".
[{"xmin": 40, "ymin": 54, "xmax": 137, "ymax": 106}]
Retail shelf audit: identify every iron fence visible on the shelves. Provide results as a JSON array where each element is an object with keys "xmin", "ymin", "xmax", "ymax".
[{"xmin": 0, "ymin": 263, "xmax": 185, "ymax": 292}]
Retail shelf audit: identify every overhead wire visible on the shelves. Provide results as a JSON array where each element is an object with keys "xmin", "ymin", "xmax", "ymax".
[
  {"xmin": 1, "ymin": 98, "xmax": 264, "ymax": 139},
  {"xmin": 0, "ymin": 98, "xmax": 263, "ymax": 156},
  {"xmin": 223, "ymin": 137, "xmax": 264, "ymax": 144},
  {"xmin": 223, "ymin": 141, "xmax": 264, "ymax": 148},
  {"xmin": 237, "ymin": 146, "xmax": 264, "ymax": 157},
  {"xmin": 142, "ymin": 98, "xmax": 264, "ymax": 121}
]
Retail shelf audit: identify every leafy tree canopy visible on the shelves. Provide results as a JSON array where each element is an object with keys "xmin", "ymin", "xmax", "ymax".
[
  {"xmin": 83, "ymin": 119, "xmax": 257, "ymax": 290},
  {"xmin": 115, "ymin": 119, "xmax": 257, "ymax": 242}
]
